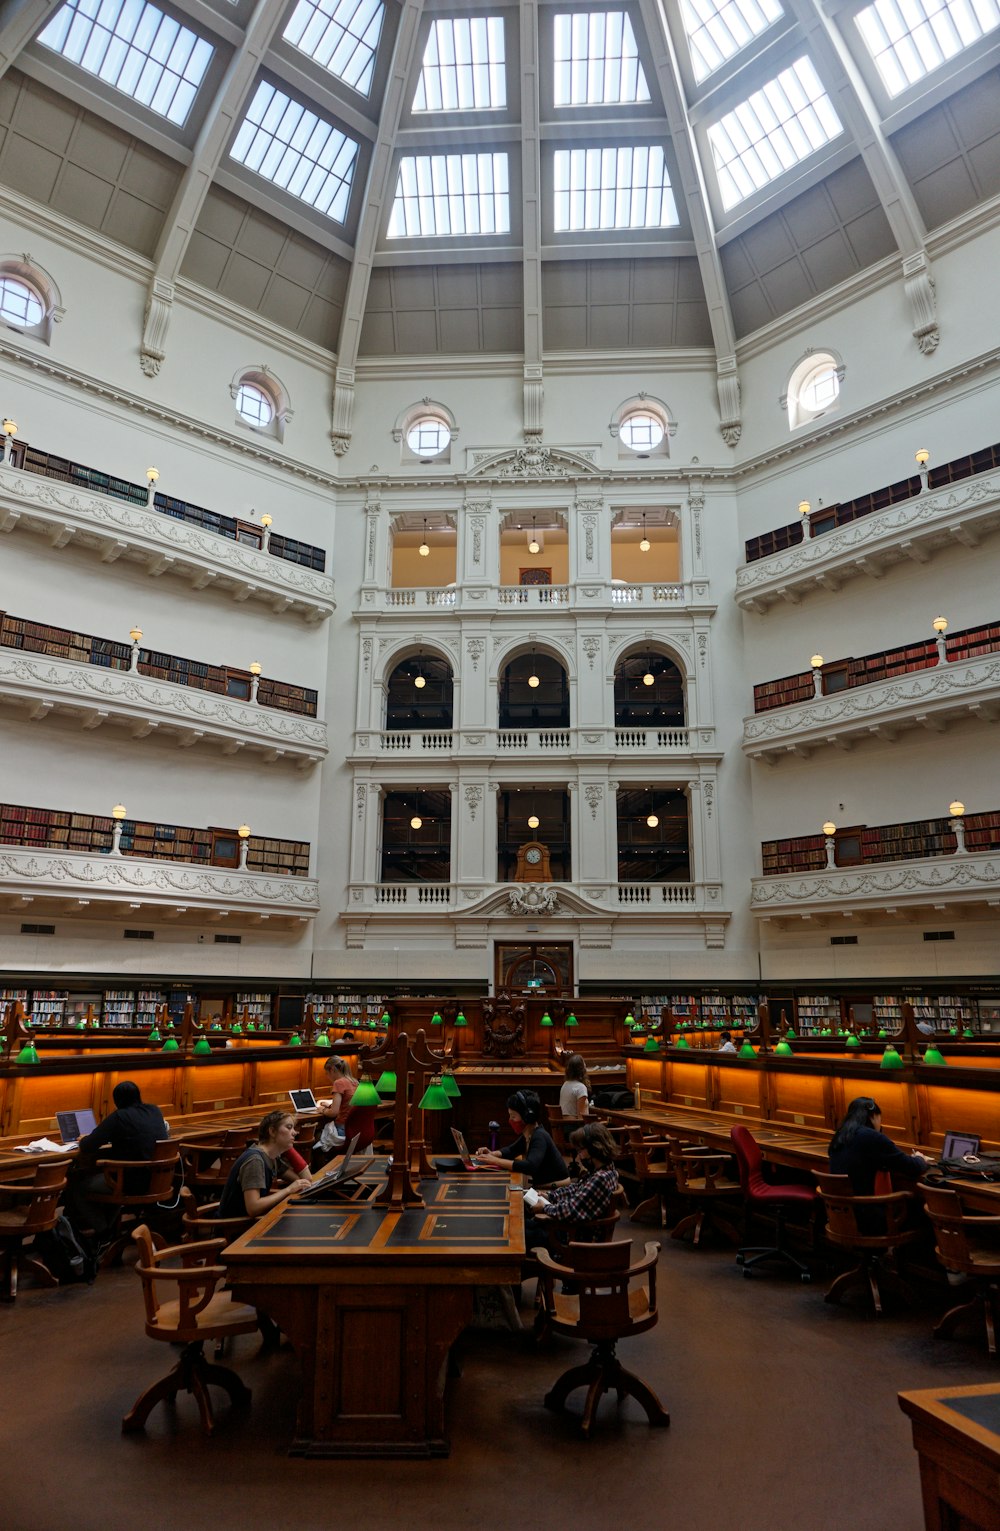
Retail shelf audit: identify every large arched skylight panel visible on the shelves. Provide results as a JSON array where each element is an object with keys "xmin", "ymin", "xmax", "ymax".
[
  {"xmin": 706, "ymin": 57, "xmax": 843, "ymax": 211},
  {"xmin": 553, "ymin": 11, "xmax": 651, "ymax": 104},
  {"xmin": 387, "ymin": 154, "xmax": 510, "ymax": 237},
  {"xmin": 37, "ymin": 0, "xmax": 213, "ymax": 127},
  {"xmin": 282, "ymin": 0, "xmax": 384, "ymax": 96},
  {"xmin": 679, "ymin": 0, "xmax": 785, "ymax": 84},
  {"xmin": 854, "ymin": 0, "xmax": 1000, "ymax": 99},
  {"xmin": 229, "ymin": 83, "xmax": 360, "ymax": 221},
  {"xmin": 413, "ymin": 17, "xmax": 507, "ymax": 111},
  {"xmin": 553, "ymin": 146, "xmax": 679, "ymax": 229}
]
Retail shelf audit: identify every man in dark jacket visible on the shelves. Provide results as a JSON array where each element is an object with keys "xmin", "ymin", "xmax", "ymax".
[{"xmin": 67, "ymin": 1081, "xmax": 170, "ymax": 1235}]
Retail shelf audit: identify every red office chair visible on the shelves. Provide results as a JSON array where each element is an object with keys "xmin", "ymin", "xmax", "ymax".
[
  {"xmin": 730, "ymin": 1126, "xmax": 817, "ymax": 1282},
  {"xmin": 341, "ymin": 1103, "xmax": 377, "ymax": 1153}
]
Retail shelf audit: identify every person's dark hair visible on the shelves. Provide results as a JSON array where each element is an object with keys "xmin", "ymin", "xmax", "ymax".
[
  {"xmin": 257, "ymin": 1109, "xmax": 293, "ymax": 1143},
  {"xmin": 829, "ymin": 1096, "xmax": 880, "ymax": 1155},
  {"xmin": 564, "ymin": 1052, "xmax": 589, "ymax": 1087},
  {"xmin": 569, "ymin": 1122, "xmax": 617, "ymax": 1167},
  {"xmin": 113, "ymin": 1080, "xmax": 141, "ymax": 1108},
  {"xmin": 719, "ymin": 1031, "xmax": 732, "ymax": 1043},
  {"xmin": 507, "ymin": 1088, "xmax": 543, "ymax": 1125}
]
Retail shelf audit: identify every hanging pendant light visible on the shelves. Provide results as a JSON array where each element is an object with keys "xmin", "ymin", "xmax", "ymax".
[
  {"xmin": 418, "ymin": 517, "xmax": 430, "ymax": 557},
  {"xmin": 527, "ymin": 814, "xmax": 540, "ymax": 829},
  {"xmin": 646, "ymin": 790, "xmax": 659, "ymax": 829},
  {"xmin": 639, "ymin": 513, "xmax": 650, "ymax": 553},
  {"xmin": 528, "ymin": 516, "xmax": 540, "ymax": 555},
  {"xmin": 527, "ymin": 646, "xmax": 540, "ymax": 688},
  {"xmin": 642, "ymin": 654, "xmax": 655, "ymax": 687},
  {"xmin": 414, "ymin": 650, "xmax": 426, "ymax": 689}
]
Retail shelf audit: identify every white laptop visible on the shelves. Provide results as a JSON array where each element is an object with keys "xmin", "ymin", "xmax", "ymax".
[
  {"xmin": 288, "ymin": 1088, "xmax": 318, "ymax": 1113},
  {"xmin": 295, "ymin": 1134, "xmax": 364, "ymax": 1201},
  {"xmin": 55, "ymin": 1108, "xmax": 97, "ymax": 1145}
]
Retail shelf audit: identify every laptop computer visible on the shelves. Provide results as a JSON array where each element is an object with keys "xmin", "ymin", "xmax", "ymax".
[
  {"xmin": 450, "ymin": 1127, "xmax": 489, "ymax": 1171},
  {"xmin": 942, "ymin": 1130, "xmax": 981, "ymax": 1162},
  {"xmin": 294, "ymin": 1134, "xmax": 364, "ymax": 1201},
  {"xmin": 288, "ymin": 1088, "xmax": 318, "ymax": 1113},
  {"xmin": 55, "ymin": 1108, "xmax": 97, "ymax": 1145}
]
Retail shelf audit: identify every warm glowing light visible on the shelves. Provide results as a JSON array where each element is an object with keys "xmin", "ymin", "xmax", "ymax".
[
  {"xmin": 410, "ymin": 815, "xmax": 423, "ymax": 830},
  {"xmin": 822, "ymin": 821, "xmax": 836, "ymax": 837},
  {"xmin": 527, "ymin": 814, "xmax": 539, "ymax": 829},
  {"xmin": 915, "ymin": 449, "xmax": 930, "ymax": 466},
  {"xmin": 238, "ymin": 824, "xmax": 251, "ymax": 839},
  {"xmin": 419, "ymin": 518, "xmax": 430, "ymax": 556},
  {"xmin": 129, "ymin": 626, "xmax": 142, "ymax": 644},
  {"xmin": 260, "ymin": 512, "xmax": 272, "ymax": 528},
  {"xmin": 798, "ymin": 500, "xmax": 810, "ymax": 515},
  {"xmin": 811, "ymin": 654, "xmax": 824, "ymax": 669},
  {"xmin": 528, "ymin": 537, "xmax": 540, "ymax": 554},
  {"xmin": 2, "ymin": 418, "xmax": 17, "ymax": 436},
  {"xmin": 646, "ymin": 813, "xmax": 659, "ymax": 828},
  {"xmin": 933, "ymin": 616, "xmax": 948, "ymax": 634},
  {"xmin": 249, "ymin": 661, "xmax": 262, "ymax": 676},
  {"xmin": 642, "ymin": 670, "xmax": 655, "ymax": 686},
  {"xmin": 528, "ymin": 673, "xmax": 540, "ymax": 688},
  {"xmin": 146, "ymin": 466, "xmax": 159, "ymax": 483},
  {"xmin": 414, "ymin": 673, "xmax": 426, "ymax": 689},
  {"xmin": 112, "ymin": 804, "xmax": 127, "ymax": 820},
  {"xmin": 950, "ymin": 801, "xmax": 965, "ymax": 818}
]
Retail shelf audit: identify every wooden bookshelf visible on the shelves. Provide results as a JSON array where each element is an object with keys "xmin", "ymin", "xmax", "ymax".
[{"xmin": 763, "ymin": 809, "xmax": 1000, "ymax": 874}]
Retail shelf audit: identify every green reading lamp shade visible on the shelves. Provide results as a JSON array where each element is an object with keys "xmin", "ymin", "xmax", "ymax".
[
  {"xmin": 453, "ymin": 1011, "xmax": 468, "ymax": 1027},
  {"xmin": 418, "ymin": 1077, "xmax": 453, "ymax": 1111},
  {"xmin": 351, "ymin": 1078, "xmax": 382, "ymax": 1107},
  {"xmin": 380, "ymin": 1011, "xmax": 391, "ymax": 1027},
  {"xmin": 375, "ymin": 1069, "xmax": 397, "ymax": 1095},
  {"xmin": 877, "ymin": 1028, "xmax": 887, "ymax": 1039},
  {"xmin": 565, "ymin": 1012, "xmax": 579, "ymax": 1028},
  {"xmin": 624, "ymin": 1013, "xmax": 636, "ymax": 1028},
  {"xmin": 430, "ymin": 1011, "xmax": 444, "ymax": 1026},
  {"xmin": 923, "ymin": 1045, "xmax": 947, "ymax": 1066},
  {"xmin": 161, "ymin": 1036, "xmax": 180, "ymax": 1052},
  {"xmin": 314, "ymin": 1030, "xmax": 330, "ymax": 1048},
  {"xmin": 193, "ymin": 1036, "xmax": 212, "ymax": 1055},
  {"xmin": 230, "ymin": 1021, "xmax": 243, "ymax": 1035},
  {"xmin": 675, "ymin": 1035, "xmax": 691, "ymax": 1049},
  {"xmin": 738, "ymin": 1041, "xmax": 757, "ymax": 1059},
  {"xmin": 540, "ymin": 1012, "xmax": 553, "ymax": 1028},
  {"xmin": 642, "ymin": 1036, "xmax": 661, "ymax": 1054},
  {"xmin": 16, "ymin": 1041, "xmax": 38, "ymax": 1064},
  {"xmin": 774, "ymin": 1039, "xmax": 794, "ymax": 1057},
  {"xmin": 785, "ymin": 1027, "xmax": 796, "ymax": 1039},
  {"xmin": 881, "ymin": 1045, "xmax": 903, "ymax": 1070},
  {"xmin": 246, "ymin": 1020, "xmax": 257, "ymax": 1033},
  {"xmin": 440, "ymin": 1071, "xmax": 461, "ymax": 1099},
  {"xmin": 287, "ymin": 1032, "xmax": 302, "ymax": 1047},
  {"xmin": 210, "ymin": 1021, "xmax": 222, "ymax": 1032},
  {"xmin": 845, "ymin": 1034, "xmax": 861, "ymax": 1049},
  {"xmin": 147, "ymin": 1027, "xmax": 161, "ymax": 1043},
  {"xmin": 963, "ymin": 1027, "xmax": 976, "ymax": 1039}
]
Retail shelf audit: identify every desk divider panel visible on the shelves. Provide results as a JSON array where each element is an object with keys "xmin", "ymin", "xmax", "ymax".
[
  {"xmin": 254, "ymin": 1056, "xmax": 313, "ymax": 1105},
  {"xmin": 770, "ymin": 1070, "xmax": 832, "ymax": 1132},
  {"xmin": 714, "ymin": 1061, "xmax": 764, "ymax": 1118},
  {"xmin": 183, "ymin": 1060, "xmax": 248, "ymax": 1111},
  {"xmin": 666, "ymin": 1060, "xmax": 713, "ymax": 1110}
]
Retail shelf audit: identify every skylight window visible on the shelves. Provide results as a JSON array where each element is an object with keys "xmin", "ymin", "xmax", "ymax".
[
  {"xmin": 387, "ymin": 153, "xmax": 510, "ymax": 238},
  {"xmin": 413, "ymin": 17, "xmax": 506, "ymax": 111},
  {"xmin": 706, "ymin": 57, "xmax": 843, "ymax": 211},
  {"xmin": 282, "ymin": 0, "xmax": 384, "ymax": 96},
  {"xmin": 680, "ymin": 0, "xmax": 785, "ymax": 84},
  {"xmin": 37, "ymin": 0, "xmax": 213, "ymax": 127},
  {"xmin": 553, "ymin": 11, "xmax": 651, "ymax": 105},
  {"xmin": 553, "ymin": 146, "xmax": 679, "ymax": 230},
  {"xmin": 855, "ymin": 0, "xmax": 1000, "ymax": 99},
  {"xmin": 229, "ymin": 82, "xmax": 360, "ymax": 223}
]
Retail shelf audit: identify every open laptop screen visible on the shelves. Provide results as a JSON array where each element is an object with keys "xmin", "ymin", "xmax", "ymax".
[
  {"xmin": 288, "ymin": 1088, "xmax": 317, "ymax": 1112},
  {"xmin": 56, "ymin": 1108, "xmax": 97, "ymax": 1144},
  {"xmin": 942, "ymin": 1130, "xmax": 981, "ymax": 1161}
]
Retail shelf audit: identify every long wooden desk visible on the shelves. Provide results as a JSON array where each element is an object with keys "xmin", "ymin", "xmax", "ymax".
[
  {"xmin": 224, "ymin": 1157, "xmax": 525, "ymax": 1458},
  {"xmin": 899, "ymin": 1384, "xmax": 1000, "ymax": 1531}
]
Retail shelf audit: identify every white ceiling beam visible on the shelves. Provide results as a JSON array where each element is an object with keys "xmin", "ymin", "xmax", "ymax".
[
  {"xmin": 520, "ymin": 0, "xmax": 543, "ymax": 442},
  {"xmin": 331, "ymin": 0, "xmax": 426, "ymax": 458},
  {"xmin": 0, "ymin": 0, "xmax": 62, "ymax": 82}
]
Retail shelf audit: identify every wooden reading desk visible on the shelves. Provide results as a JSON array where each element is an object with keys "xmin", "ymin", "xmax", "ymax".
[
  {"xmin": 899, "ymin": 1384, "xmax": 1000, "ymax": 1531},
  {"xmin": 224, "ymin": 1156, "xmax": 525, "ymax": 1458}
]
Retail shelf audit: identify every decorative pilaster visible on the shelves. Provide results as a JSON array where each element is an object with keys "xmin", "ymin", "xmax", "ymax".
[
  {"xmin": 573, "ymin": 489, "xmax": 608, "ymax": 588},
  {"xmin": 903, "ymin": 250, "xmax": 939, "ymax": 356},
  {"xmin": 331, "ymin": 365, "xmax": 355, "ymax": 456},
  {"xmin": 140, "ymin": 278, "xmax": 173, "ymax": 378},
  {"xmin": 461, "ymin": 495, "xmax": 495, "ymax": 588},
  {"xmin": 716, "ymin": 354, "xmax": 742, "ymax": 446}
]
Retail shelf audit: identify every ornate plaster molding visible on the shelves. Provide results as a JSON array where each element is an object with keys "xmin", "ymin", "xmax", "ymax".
[
  {"xmin": 751, "ymin": 855, "xmax": 1000, "ymax": 916},
  {"xmin": 0, "ymin": 470, "xmax": 336, "ymax": 623},
  {"xmin": 0, "ymin": 650, "xmax": 328, "ymax": 763},
  {"xmin": 469, "ymin": 445, "xmax": 600, "ymax": 480}
]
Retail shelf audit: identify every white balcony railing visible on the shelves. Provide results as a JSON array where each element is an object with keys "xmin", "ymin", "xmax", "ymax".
[
  {"xmin": 352, "ymin": 725, "xmax": 711, "ymax": 758},
  {"xmin": 0, "ymin": 650, "xmax": 328, "ymax": 767},
  {"xmin": 360, "ymin": 579, "xmax": 712, "ymax": 615},
  {"xmin": 346, "ymin": 878, "xmax": 728, "ymax": 928},
  {"xmin": 0, "ymin": 845, "xmax": 320, "ymax": 922},
  {"xmin": 751, "ymin": 851, "xmax": 1000, "ymax": 921}
]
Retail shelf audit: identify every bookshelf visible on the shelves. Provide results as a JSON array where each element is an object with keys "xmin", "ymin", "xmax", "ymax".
[
  {"xmin": 235, "ymin": 992, "xmax": 273, "ymax": 1028},
  {"xmin": 794, "ymin": 995, "xmax": 841, "ymax": 1034},
  {"xmin": 762, "ymin": 807, "xmax": 1000, "ymax": 876},
  {"xmin": 1, "ymin": 988, "xmax": 29, "ymax": 1013},
  {"xmin": 30, "ymin": 989, "xmax": 68, "ymax": 1024},
  {"xmin": 305, "ymin": 991, "xmax": 390, "ymax": 1031},
  {"xmin": 761, "ymin": 834, "xmax": 827, "ymax": 875}
]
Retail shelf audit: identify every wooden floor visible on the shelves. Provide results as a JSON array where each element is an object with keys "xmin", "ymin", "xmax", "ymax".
[{"xmin": 1, "ymin": 1207, "xmax": 995, "ymax": 1531}]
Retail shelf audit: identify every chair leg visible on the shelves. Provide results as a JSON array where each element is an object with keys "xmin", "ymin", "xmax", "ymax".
[
  {"xmin": 1, "ymin": 1244, "xmax": 18, "ymax": 1301},
  {"xmin": 631, "ymin": 1192, "xmax": 666, "ymax": 1227},
  {"xmin": 545, "ymin": 1345, "xmax": 669, "ymax": 1436},
  {"xmin": 824, "ymin": 1261, "xmax": 866, "ymax": 1307},
  {"xmin": 671, "ymin": 1209, "xmax": 703, "ymax": 1244},
  {"xmin": 545, "ymin": 1361, "xmax": 597, "ymax": 1415},
  {"xmin": 935, "ymin": 1291, "xmax": 989, "ymax": 1349},
  {"xmin": 122, "ymin": 1342, "xmax": 251, "ymax": 1435},
  {"xmin": 21, "ymin": 1253, "xmax": 60, "ymax": 1290}
]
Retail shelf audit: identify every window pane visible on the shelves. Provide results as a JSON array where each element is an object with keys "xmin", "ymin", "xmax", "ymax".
[
  {"xmin": 855, "ymin": 0, "xmax": 1000, "ymax": 98},
  {"xmin": 707, "ymin": 56, "xmax": 842, "ymax": 211},
  {"xmin": 387, "ymin": 153, "xmax": 510, "ymax": 238},
  {"xmin": 229, "ymin": 81, "xmax": 360, "ymax": 223},
  {"xmin": 553, "ymin": 145, "xmax": 678, "ymax": 230},
  {"xmin": 406, "ymin": 418, "xmax": 450, "ymax": 455},
  {"xmin": 553, "ymin": 10, "xmax": 651, "ymax": 105},
  {"xmin": 282, "ymin": 0, "xmax": 384, "ymax": 96},
  {"xmin": 235, "ymin": 383, "xmax": 274, "ymax": 428},
  {"xmin": 679, "ymin": 0, "xmax": 785, "ymax": 84},
  {"xmin": 0, "ymin": 276, "xmax": 44, "ymax": 328},
  {"xmin": 413, "ymin": 16, "xmax": 506, "ymax": 111},
  {"xmin": 620, "ymin": 412, "xmax": 664, "ymax": 450}
]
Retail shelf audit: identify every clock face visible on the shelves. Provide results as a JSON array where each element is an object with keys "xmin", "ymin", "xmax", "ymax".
[{"xmin": 525, "ymin": 846, "xmax": 542, "ymax": 865}]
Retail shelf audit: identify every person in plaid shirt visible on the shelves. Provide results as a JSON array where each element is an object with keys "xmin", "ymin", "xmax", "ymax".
[{"xmin": 526, "ymin": 1123, "xmax": 619, "ymax": 1253}]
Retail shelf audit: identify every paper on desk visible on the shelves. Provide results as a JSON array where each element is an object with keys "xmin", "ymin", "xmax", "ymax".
[{"xmin": 14, "ymin": 1138, "xmax": 66, "ymax": 1153}]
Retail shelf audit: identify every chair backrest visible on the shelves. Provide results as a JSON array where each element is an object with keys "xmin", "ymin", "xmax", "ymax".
[
  {"xmin": 132, "ymin": 1223, "xmax": 231, "ymax": 1336},
  {"xmin": 98, "ymin": 1140, "xmax": 180, "ymax": 1205},
  {"xmin": 22, "ymin": 1159, "xmax": 71, "ymax": 1233},
  {"xmin": 814, "ymin": 1170, "xmax": 914, "ymax": 1250},
  {"xmin": 341, "ymin": 1104, "xmax": 377, "ymax": 1151},
  {"xmin": 670, "ymin": 1141, "xmax": 730, "ymax": 1193},
  {"xmin": 556, "ymin": 1238, "xmax": 660, "ymax": 1342},
  {"xmin": 178, "ymin": 1186, "xmax": 254, "ymax": 1245},
  {"xmin": 920, "ymin": 1183, "xmax": 978, "ymax": 1273},
  {"xmin": 627, "ymin": 1127, "xmax": 670, "ymax": 1176},
  {"xmin": 730, "ymin": 1125, "xmax": 767, "ymax": 1197}
]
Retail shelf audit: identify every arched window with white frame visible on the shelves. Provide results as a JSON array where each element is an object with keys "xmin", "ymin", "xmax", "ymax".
[
  {"xmin": 393, "ymin": 399, "xmax": 458, "ymax": 465},
  {"xmin": 783, "ymin": 349, "xmax": 844, "ymax": 430},
  {"xmin": 610, "ymin": 394, "xmax": 675, "ymax": 460},
  {"xmin": 0, "ymin": 257, "xmax": 63, "ymax": 343},
  {"xmin": 229, "ymin": 366, "xmax": 292, "ymax": 442}
]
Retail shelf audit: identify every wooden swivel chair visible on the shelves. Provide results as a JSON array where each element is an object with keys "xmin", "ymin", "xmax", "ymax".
[
  {"xmin": 528, "ymin": 1209, "xmax": 621, "ymax": 1342},
  {"xmin": 0, "ymin": 1158, "xmax": 71, "ymax": 1299},
  {"xmin": 122, "ymin": 1224, "xmax": 260, "ymax": 1436},
  {"xmin": 177, "ymin": 1132, "xmax": 248, "ymax": 1203},
  {"xmin": 921, "ymin": 1183, "xmax": 1000, "ymax": 1354},
  {"xmin": 88, "ymin": 1140, "xmax": 181, "ymax": 1265},
  {"xmin": 178, "ymin": 1185, "xmax": 254, "ymax": 1246},
  {"xmin": 535, "ymin": 1238, "xmax": 669, "ymax": 1437},
  {"xmin": 341, "ymin": 1102, "xmax": 378, "ymax": 1153},
  {"xmin": 730, "ymin": 1125, "xmax": 817, "ymax": 1281},
  {"xmin": 814, "ymin": 1171, "xmax": 920, "ymax": 1313},
  {"xmin": 619, "ymin": 1127, "xmax": 675, "ymax": 1227},
  {"xmin": 669, "ymin": 1141, "xmax": 741, "ymax": 1247}
]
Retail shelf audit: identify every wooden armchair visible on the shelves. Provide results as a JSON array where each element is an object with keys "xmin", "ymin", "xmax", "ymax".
[
  {"xmin": 619, "ymin": 1127, "xmax": 675, "ymax": 1226},
  {"xmin": 88, "ymin": 1141, "xmax": 180, "ymax": 1266},
  {"xmin": 178, "ymin": 1186, "xmax": 254, "ymax": 1246},
  {"xmin": 921, "ymin": 1183, "xmax": 1000, "ymax": 1353},
  {"xmin": 0, "ymin": 1158, "xmax": 71, "ymax": 1299},
  {"xmin": 669, "ymin": 1142, "xmax": 741, "ymax": 1247},
  {"xmin": 814, "ymin": 1171, "xmax": 920, "ymax": 1314},
  {"xmin": 176, "ymin": 1132, "xmax": 249, "ymax": 1203},
  {"xmin": 535, "ymin": 1238, "xmax": 670, "ymax": 1437},
  {"xmin": 122, "ymin": 1224, "xmax": 260, "ymax": 1436}
]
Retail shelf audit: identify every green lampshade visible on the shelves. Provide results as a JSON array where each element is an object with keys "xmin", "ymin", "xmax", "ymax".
[
  {"xmin": 314, "ymin": 1029, "xmax": 330, "ymax": 1048},
  {"xmin": 962, "ymin": 1027, "xmax": 976, "ymax": 1039},
  {"xmin": 775, "ymin": 1039, "xmax": 794, "ymax": 1057},
  {"xmin": 440, "ymin": 1071, "xmax": 461, "ymax": 1098},
  {"xmin": 210, "ymin": 1021, "xmax": 222, "ymax": 1031},
  {"xmin": 375, "ymin": 1069, "xmax": 397, "ymax": 1095},
  {"xmin": 565, "ymin": 1012, "xmax": 579, "ymax": 1027},
  {"xmin": 246, "ymin": 1020, "xmax": 257, "ymax": 1032},
  {"xmin": 287, "ymin": 1032, "xmax": 302, "ymax": 1047},
  {"xmin": 675, "ymin": 1035, "xmax": 690, "ymax": 1049},
  {"xmin": 877, "ymin": 1028, "xmax": 887, "ymax": 1039},
  {"xmin": 147, "ymin": 1027, "xmax": 161, "ymax": 1042},
  {"xmin": 161, "ymin": 1037, "xmax": 180, "ymax": 1052},
  {"xmin": 540, "ymin": 1011, "xmax": 553, "ymax": 1027},
  {"xmin": 88, "ymin": 1016, "xmax": 99, "ymax": 1028},
  {"xmin": 230, "ymin": 1022, "xmax": 243, "ymax": 1035},
  {"xmin": 785, "ymin": 1027, "xmax": 796, "ymax": 1039},
  {"xmin": 845, "ymin": 1034, "xmax": 861, "ymax": 1049},
  {"xmin": 380, "ymin": 1011, "xmax": 391, "ymax": 1026},
  {"xmin": 430, "ymin": 1011, "xmax": 444, "ymax": 1026},
  {"xmin": 624, "ymin": 1012, "xmax": 635, "ymax": 1027},
  {"xmin": 418, "ymin": 1078, "xmax": 453, "ymax": 1110},
  {"xmin": 352, "ymin": 1078, "xmax": 382, "ymax": 1106},
  {"xmin": 193, "ymin": 1036, "xmax": 212, "ymax": 1055},
  {"xmin": 923, "ymin": 1046, "xmax": 947, "ymax": 1066},
  {"xmin": 738, "ymin": 1041, "xmax": 757, "ymax": 1059},
  {"xmin": 948, "ymin": 1026, "xmax": 958, "ymax": 1036},
  {"xmin": 16, "ymin": 1042, "xmax": 38, "ymax": 1064},
  {"xmin": 453, "ymin": 1011, "xmax": 468, "ymax": 1027},
  {"xmin": 643, "ymin": 1036, "xmax": 660, "ymax": 1054},
  {"xmin": 880, "ymin": 1046, "xmax": 903, "ymax": 1070}
]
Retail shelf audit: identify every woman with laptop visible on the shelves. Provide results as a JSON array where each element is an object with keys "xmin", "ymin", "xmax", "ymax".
[
  {"xmin": 218, "ymin": 1110, "xmax": 312, "ymax": 1220},
  {"xmin": 828, "ymin": 1096, "xmax": 929, "ymax": 1196},
  {"xmin": 475, "ymin": 1089, "xmax": 569, "ymax": 1187},
  {"xmin": 313, "ymin": 1055, "xmax": 359, "ymax": 1167}
]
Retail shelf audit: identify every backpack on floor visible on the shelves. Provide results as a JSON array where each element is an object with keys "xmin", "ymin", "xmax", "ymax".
[{"xmin": 33, "ymin": 1215, "xmax": 98, "ymax": 1285}]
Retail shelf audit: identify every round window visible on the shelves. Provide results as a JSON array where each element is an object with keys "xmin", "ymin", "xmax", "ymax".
[
  {"xmin": 0, "ymin": 275, "xmax": 44, "ymax": 330},
  {"xmin": 799, "ymin": 363, "xmax": 839, "ymax": 415},
  {"xmin": 235, "ymin": 383, "xmax": 274, "ymax": 429},
  {"xmin": 619, "ymin": 411, "xmax": 664, "ymax": 452},
  {"xmin": 406, "ymin": 416, "xmax": 451, "ymax": 457}
]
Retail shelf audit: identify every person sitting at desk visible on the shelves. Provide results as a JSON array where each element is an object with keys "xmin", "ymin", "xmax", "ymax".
[
  {"xmin": 559, "ymin": 1053, "xmax": 590, "ymax": 1119},
  {"xmin": 525, "ymin": 1122, "xmax": 620, "ymax": 1255},
  {"xmin": 718, "ymin": 1031, "xmax": 737, "ymax": 1054},
  {"xmin": 476, "ymin": 1089, "xmax": 569, "ymax": 1186},
  {"xmin": 67, "ymin": 1080, "xmax": 170, "ymax": 1237},
  {"xmin": 314, "ymin": 1055, "xmax": 359, "ymax": 1165},
  {"xmin": 828, "ymin": 1096, "xmax": 928, "ymax": 1196},
  {"xmin": 218, "ymin": 1111, "xmax": 312, "ymax": 1219}
]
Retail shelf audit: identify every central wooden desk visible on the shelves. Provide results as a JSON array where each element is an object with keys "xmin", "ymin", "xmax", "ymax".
[
  {"xmin": 899, "ymin": 1384, "xmax": 1000, "ymax": 1531},
  {"xmin": 224, "ymin": 1158, "xmax": 525, "ymax": 1458}
]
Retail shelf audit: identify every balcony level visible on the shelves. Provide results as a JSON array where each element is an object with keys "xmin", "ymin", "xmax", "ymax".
[
  {"xmin": 342, "ymin": 879, "xmax": 729, "ymax": 950},
  {"xmin": 359, "ymin": 578, "xmax": 714, "ymax": 617},
  {"xmin": 352, "ymin": 724, "xmax": 719, "ymax": 761}
]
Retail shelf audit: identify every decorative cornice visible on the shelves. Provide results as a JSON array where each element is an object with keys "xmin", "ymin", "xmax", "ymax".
[
  {"xmin": 0, "ymin": 847, "xmax": 320, "ymax": 916},
  {"xmin": 468, "ymin": 445, "xmax": 601, "ymax": 480},
  {"xmin": 736, "ymin": 473, "xmax": 1000, "ymax": 610},
  {"xmin": 751, "ymin": 855, "xmax": 1000, "ymax": 914},
  {"xmin": 0, "ymin": 470, "xmax": 336, "ymax": 623},
  {"xmin": 0, "ymin": 650, "xmax": 328, "ymax": 763},
  {"xmin": 743, "ymin": 655, "xmax": 1000, "ymax": 758}
]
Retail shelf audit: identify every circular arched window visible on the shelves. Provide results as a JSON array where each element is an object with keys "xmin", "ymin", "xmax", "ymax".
[
  {"xmin": 618, "ymin": 410, "xmax": 665, "ymax": 453},
  {"xmin": 235, "ymin": 382, "xmax": 275, "ymax": 429},
  {"xmin": 785, "ymin": 350, "xmax": 843, "ymax": 429},
  {"xmin": 798, "ymin": 361, "xmax": 839, "ymax": 415},
  {"xmin": 0, "ymin": 275, "xmax": 44, "ymax": 330},
  {"xmin": 406, "ymin": 416, "xmax": 451, "ymax": 457}
]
